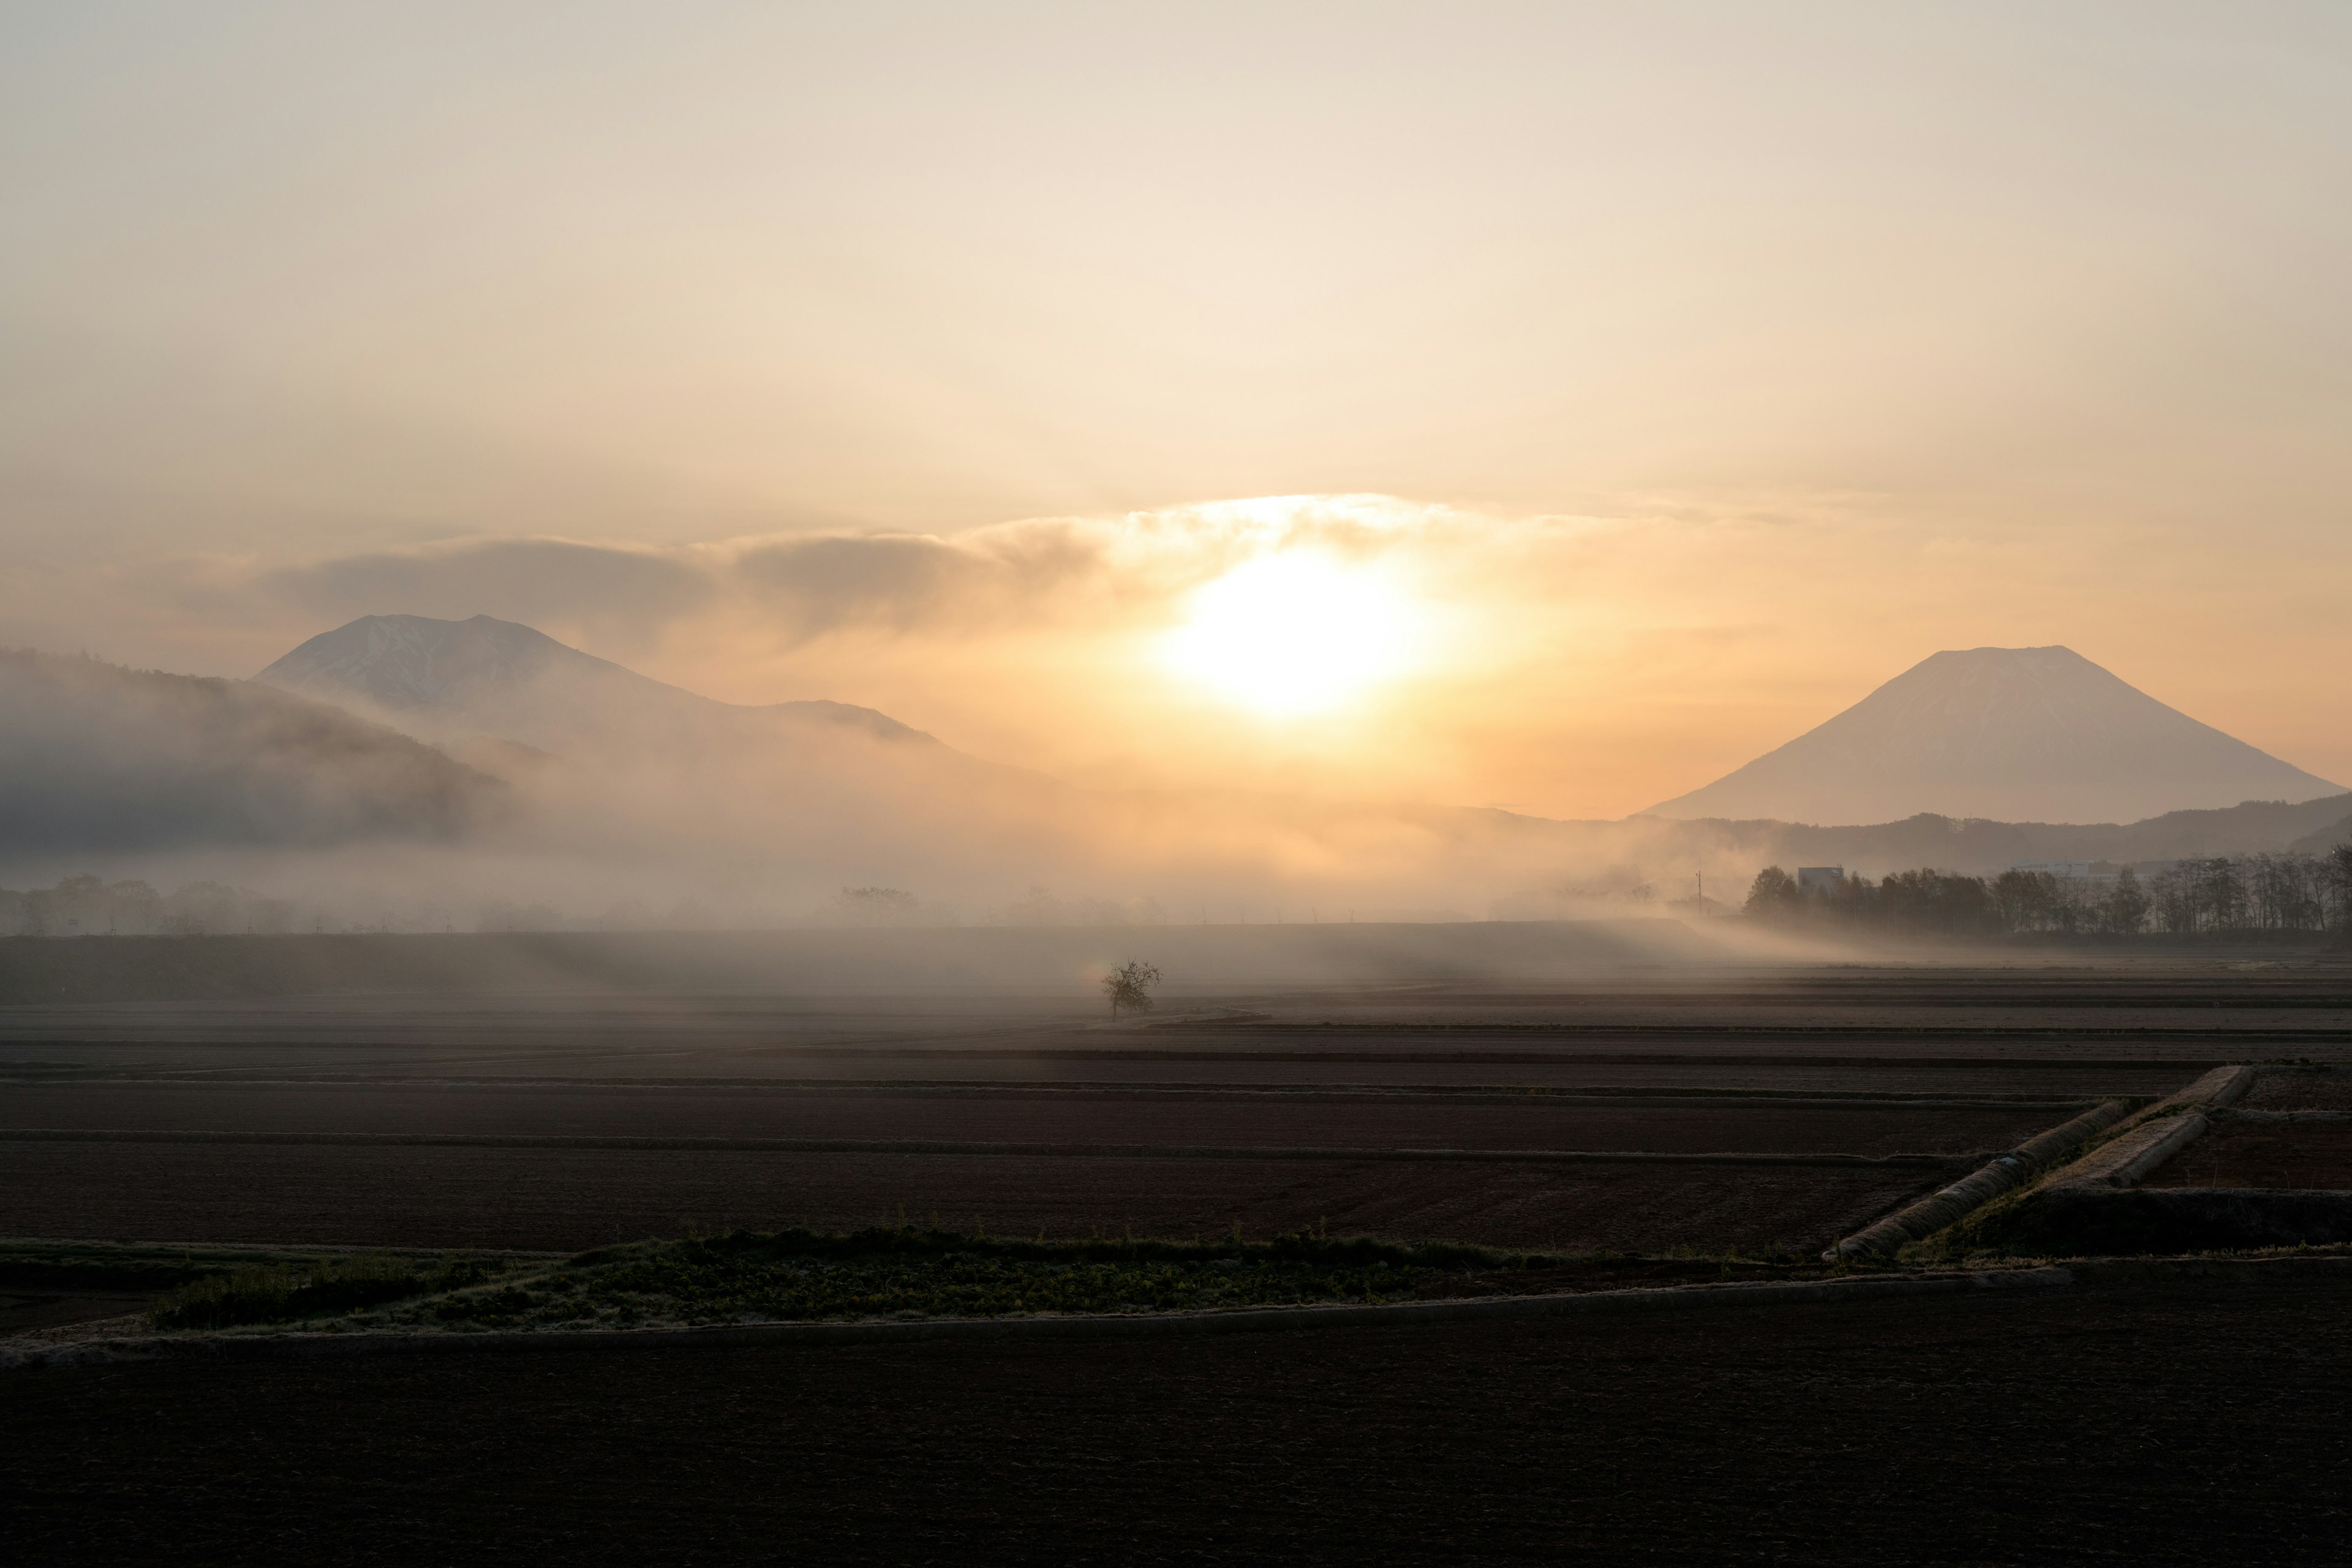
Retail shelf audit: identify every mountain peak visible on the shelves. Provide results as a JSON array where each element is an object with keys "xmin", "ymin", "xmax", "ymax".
[
  {"xmin": 255, "ymin": 614, "xmax": 930, "ymax": 750},
  {"xmin": 256, "ymin": 614, "xmax": 602, "ymax": 712},
  {"xmin": 1645, "ymin": 646, "xmax": 2339, "ymax": 826}
]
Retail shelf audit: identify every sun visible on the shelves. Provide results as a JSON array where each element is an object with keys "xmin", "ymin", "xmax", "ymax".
[{"xmin": 1160, "ymin": 553, "xmax": 1425, "ymax": 717}]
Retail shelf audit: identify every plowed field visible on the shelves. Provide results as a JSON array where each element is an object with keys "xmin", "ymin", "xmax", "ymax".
[
  {"xmin": 0, "ymin": 1141, "xmax": 1944, "ymax": 1253},
  {"xmin": 0, "ymin": 1080, "xmax": 2068, "ymax": 1153},
  {"xmin": 2147, "ymin": 1119, "xmax": 2352, "ymax": 1189},
  {"xmin": 8, "ymin": 1271, "xmax": 2348, "ymax": 1566}
]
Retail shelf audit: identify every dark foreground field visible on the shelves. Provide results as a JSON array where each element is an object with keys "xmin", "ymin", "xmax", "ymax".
[
  {"xmin": 0, "ymin": 1140, "xmax": 1947, "ymax": 1254},
  {"xmin": 7, "ymin": 945, "xmax": 2351, "ymax": 1562},
  {"xmin": 7, "ymin": 956, "xmax": 2306, "ymax": 1256},
  {"xmin": 8, "ymin": 1272, "xmax": 2348, "ymax": 1566}
]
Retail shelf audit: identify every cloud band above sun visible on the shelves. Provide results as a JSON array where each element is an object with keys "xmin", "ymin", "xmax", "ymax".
[{"xmin": 42, "ymin": 489, "xmax": 2352, "ymax": 823}]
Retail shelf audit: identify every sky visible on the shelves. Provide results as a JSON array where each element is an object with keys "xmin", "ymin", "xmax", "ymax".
[{"xmin": 5, "ymin": 2, "xmax": 2350, "ymax": 820}]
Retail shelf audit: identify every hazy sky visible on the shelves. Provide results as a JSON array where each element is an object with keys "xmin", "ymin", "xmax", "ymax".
[{"xmin": 6, "ymin": 2, "xmax": 2350, "ymax": 817}]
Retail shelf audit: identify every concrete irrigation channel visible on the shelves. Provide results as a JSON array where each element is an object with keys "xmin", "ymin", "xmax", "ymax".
[{"xmin": 1825, "ymin": 1065, "xmax": 2263, "ymax": 1258}]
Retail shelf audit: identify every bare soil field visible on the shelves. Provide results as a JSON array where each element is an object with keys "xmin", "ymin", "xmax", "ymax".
[
  {"xmin": 0, "ymin": 1080, "xmax": 2070, "ymax": 1153},
  {"xmin": 0, "ymin": 1286, "xmax": 152, "ymax": 1335},
  {"xmin": 7, "ymin": 1271, "xmax": 2346, "ymax": 1566},
  {"xmin": 2148, "ymin": 1120, "xmax": 2352, "ymax": 1189},
  {"xmin": 0, "ymin": 1140, "xmax": 1943, "ymax": 1253},
  {"xmin": 8, "ymin": 956, "xmax": 2352, "ymax": 1562},
  {"xmin": 0, "ymin": 1044, "xmax": 2215, "ymax": 1096},
  {"xmin": 0, "ymin": 958, "xmax": 2319, "ymax": 1262},
  {"xmin": 4, "ymin": 953, "xmax": 2350, "ymax": 1058},
  {"xmin": 2243, "ymin": 1069, "xmax": 2352, "ymax": 1112}
]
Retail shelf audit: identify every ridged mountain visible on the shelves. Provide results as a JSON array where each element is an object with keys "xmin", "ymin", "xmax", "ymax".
[
  {"xmin": 1645, "ymin": 646, "xmax": 2339, "ymax": 827},
  {"xmin": 255, "ymin": 614, "xmax": 929, "ymax": 755},
  {"xmin": 249, "ymin": 616, "xmax": 1080, "ymax": 884},
  {"xmin": 0, "ymin": 648, "xmax": 499, "ymax": 852}
]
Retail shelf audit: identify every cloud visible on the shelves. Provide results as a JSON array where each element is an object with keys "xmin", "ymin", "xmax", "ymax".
[
  {"xmin": 729, "ymin": 523, "xmax": 1104, "ymax": 637},
  {"xmin": 255, "ymin": 539, "xmax": 718, "ymax": 649},
  {"xmin": 723, "ymin": 495, "xmax": 1476, "ymax": 638},
  {"xmin": 194, "ymin": 496, "xmax": 1461, "ymax": 654}
]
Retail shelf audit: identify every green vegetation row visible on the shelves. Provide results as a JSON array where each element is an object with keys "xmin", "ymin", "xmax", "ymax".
[
  {"xmin": 146, "ymin": 1229, "xmax": 1545, "ymax": 1333},
  {"xmin": 1745, "ymin": 847, "xmax": 2352, "ymax": 937},
  {"xmin": 103, "ymin": 1228, "xmax": 1837, "ymax": 1335}
]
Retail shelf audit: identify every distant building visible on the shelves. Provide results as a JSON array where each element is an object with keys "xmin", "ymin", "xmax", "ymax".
[{"xmin": 1796, "ymin": 866, "xmax": 1845, "ymax": 893}]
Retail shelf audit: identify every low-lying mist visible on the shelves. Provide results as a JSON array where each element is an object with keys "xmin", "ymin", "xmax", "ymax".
[
  {"xmin": 0, "ymin": 641, "xmax": 1746, "ymax": 934},
  {"xmin": 6, "ymin": 639, "xmax": 2347, "ymax": 949},
  {"xmin": 0, "ymin": 650, "xmax": 500, "ymax": 855}
]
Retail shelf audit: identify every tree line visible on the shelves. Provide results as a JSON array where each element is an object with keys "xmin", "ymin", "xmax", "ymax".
[
  {"xmin": 1744, "ymin": 847, "xmax": 2352, "ymax": 937},
  {"xmin": 0, "ymin": 876, "xmax": 299, "ymax": 937}
]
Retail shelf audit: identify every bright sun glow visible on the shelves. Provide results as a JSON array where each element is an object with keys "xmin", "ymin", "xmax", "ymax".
[{"xmin": 1160, "ymin": 554, "xmax": 1426, "ymax": 717}]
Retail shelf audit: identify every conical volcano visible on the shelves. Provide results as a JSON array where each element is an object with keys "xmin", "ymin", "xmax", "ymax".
[{"xmin": 1645, "ymin": 646, "xmax": 2339, "ymax": 826}]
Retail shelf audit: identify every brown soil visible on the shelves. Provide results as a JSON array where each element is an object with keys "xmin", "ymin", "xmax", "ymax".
[
  {"xmin": 2146, "ymin": 1120, "xmax": 2352, "ymax": 1189},
  {"xmin": 0, "ymin": 1081, "xmax": 2066, "ymax": 1155},
  {"xmin": 2241, "ymin": 1069, "xmax": 2352, "ymax": 1112},
  {"xmin": 1, "ymin": 1054, "xmax": 2211, "ymax": 1096},
  {"xmin": 0, "ymin": 1288, "xmax": 152, "ymax": 1336},
  {"xmin": 3, "ymin": 983, "xmax": 2336, "ymax": 1058},
  {"xmin": 0, "ymin": 1142, "xmax": 1940, "ymax": 1254},
  {"xmin": 6, "ymin": 1272, "xmax": 2346, "ymax": 1566}
]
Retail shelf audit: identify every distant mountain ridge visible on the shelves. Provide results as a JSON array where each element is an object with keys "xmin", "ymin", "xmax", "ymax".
[
  {"xmin": 2, "ymin": 620, "xmax": 2343, "ymax": 895},
  {"xmin": 1646, "ymin": 646, "xmax": 2339, "ymax": 827},
  {"xmin": 256, "ymin": 614, "xmax": 930, "ymax": 755},
  {"xmin": 0, "ymin": 649, "xmax": 499, "ymax": 853},
  {"xmin": 1637, "ymin": 794, "xmax": 2352, "ymax": 880}
]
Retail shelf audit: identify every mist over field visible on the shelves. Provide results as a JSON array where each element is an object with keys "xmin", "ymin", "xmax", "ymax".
[
  {"xmin": 4, "ymin": 6, "xmax": 2348, "ymax": 949},
  {"xmin": 5, "ymin": 623, "xmax": 2347, "ymax": 946},
  {"xmin": 13, "ymin": 17, "xmax": 2352, "ymax": 1562}
]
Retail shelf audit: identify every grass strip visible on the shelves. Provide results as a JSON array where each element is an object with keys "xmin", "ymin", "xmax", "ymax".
[
  {"xmin": 1, "ymin": 1230, "xmax": 1858, "ymax": 1340},
  {"xmin": 115, "ymin": 1228, "xmax": 1817, "ymax": 1335},
  {"xmin": 151, "ymin": 1254, "xmax": 513, "ymax": 1329},
  {"xmin": 388, "ymin": 1229, "xmax": 1501, "ymax": 1331}
]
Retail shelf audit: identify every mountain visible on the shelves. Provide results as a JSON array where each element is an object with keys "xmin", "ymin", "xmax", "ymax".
[
  {"xmin": 1645, "ymin": 646, "xmax": 2340, "ymax": 827},
  {"xmin": 0, "ymin": 649, "xmax": 500, "ymax": 854},
  {"xmin": 255, "ymin": 614, "xmax": 930, "ymax": 755},
  {"xmin": 250, "ymin": 614, "xmax": 1098, "ymax": 894}
]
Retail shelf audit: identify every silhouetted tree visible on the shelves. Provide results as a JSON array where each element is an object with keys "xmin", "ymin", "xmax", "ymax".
[
  {"xmin": 1102, "ymin": 960, "xmax": 1161, "ymax": 1018},
  {"xmin": 1878, "ymin": 870, "xmax": 1996, "ymax": 935},
  {"xmin": 1744, "ymin": 867, "xmax": 1802, "ymax": 920},
  {"xmin": 2101, "ymin": 867, "xmax": 2149, "ymax": 935},
  {"xmin": 2326, "ymin": 845, "xmax": 2352, "ymax": 931}
]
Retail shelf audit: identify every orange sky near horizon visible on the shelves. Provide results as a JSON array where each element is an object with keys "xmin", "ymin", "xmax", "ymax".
[{"xmin": 4, "ymin": 4, "xmax": 2350, "ymax": 818}]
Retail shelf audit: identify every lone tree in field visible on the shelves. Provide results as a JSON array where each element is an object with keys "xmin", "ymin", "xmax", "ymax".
[{"xmin": 1102, "ymin": 960, "xmax": 1161, "ymax": 1018}]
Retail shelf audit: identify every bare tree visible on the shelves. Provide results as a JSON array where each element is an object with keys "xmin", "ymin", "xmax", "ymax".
[
  {"xmin": 1102, "ymin": 960, "xmax": 1161, "ymax": 1018},
  {"xmin": 1743, "ymin": 867, "xmax": 1801, "ymax": 920},
  {"xmin": 2327, "ymin": 844, "xmax": 2352, "ymax": 932},
  {"xmin": 2102, "ymin": 867, "xmax": 2149, "ymax": 935}
]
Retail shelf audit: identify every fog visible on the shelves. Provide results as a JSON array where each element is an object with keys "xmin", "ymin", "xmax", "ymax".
[
  {"xmin": 6, "ymin": 629, "xmax": 2346, "ymax": 955},
  {"xmin": 0, "ymin": 636, "xmax": 1741, "ymax": 941},
  {"xmin": 0, "ymin": 649, "xmax": 499, "ymax": 856}
]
